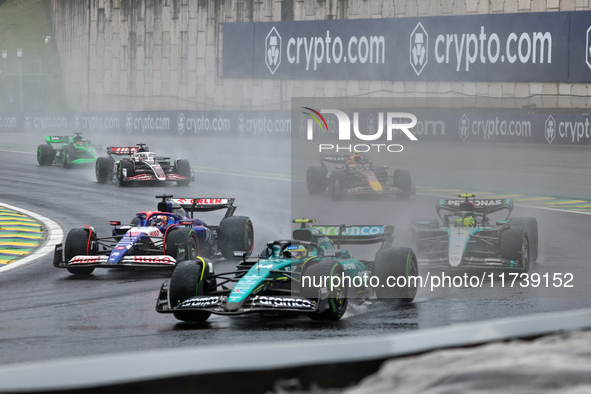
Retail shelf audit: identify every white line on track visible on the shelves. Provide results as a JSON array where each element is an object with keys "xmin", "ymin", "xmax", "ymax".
[
  {"xmin": 0, "ymin": 202, "xmax": 63, "ymax": 273},
  {"xmin": 0, "ymin": 149, "xmax": 35, "ymax": 155}
]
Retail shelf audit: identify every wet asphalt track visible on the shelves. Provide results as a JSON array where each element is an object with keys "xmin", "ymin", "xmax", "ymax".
[{"xmin": 1, "ymin": 134, "xmax": 591, "ymax": 366}]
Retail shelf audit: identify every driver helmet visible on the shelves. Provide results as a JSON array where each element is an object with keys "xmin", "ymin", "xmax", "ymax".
[
  {"xmin": 75, "ymin": 141, "xmax": 85, "ymax": 146},
  {"xmin": 455, "ymin": 216, "xmax": 475, "ymax": 227},
  {"xmin": 150, "ymin": 215, "xmax": 168, "ymax": 227},
  {"xmin": 285, "ymin": 245, "xmax": 307, "ymax": 259}
]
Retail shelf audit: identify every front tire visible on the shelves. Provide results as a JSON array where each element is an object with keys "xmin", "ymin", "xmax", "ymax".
[
  {"xmin": 393, "ymin": 169, "xmax": 412, "ymax": 200},
  {"xmin": 64, "ymin": 228, "xmax": 96, "ymax": 276},
  {"xmin": 217, "ymin": 216, "xmax": 254, "ymax": 259},
  {"xmin": 330, "ymin": 170, "xmax": 346, "ymax": 200},
  {"xmin": 165, "ymin": 227, "xmax": 199, "ymax": 262},
  {"xmin": 175, "ymin": 159, "xmax": 191, "ymax": 186},
  {"xmin": 372, "ymin": 247, "xmax": 418, "ymax": 303},
  {"xmin": 500, "ymin": 226, "xmax": 530, "ymax": 273},
  {"xmin": 117, "ymin": 159, "xmax": 134, "ymax": 186},
  {"xmin": 169, "ymin": 259, "xmax": 214, "ymax": 322},
  {"xmin": 96, "ymin": 157, "xmax": 115, "ymax": 183},
  {"xmin": 37, "ymin": 144, "xmax": 55, "ymax": 166},
  {"xmin": 62, "ymin": 146, "xmax": 76, "ymax": 169},
  {"xmin": 306, "ymin": 166, "xmax": 327, "ymax": 195},
  {"xmin": 302, "ymin": 259, "xmax": 348, "ymax": 321},
  {"xmin": 509, "ymin": 217, "xmax": 538, "ymax": 263}
]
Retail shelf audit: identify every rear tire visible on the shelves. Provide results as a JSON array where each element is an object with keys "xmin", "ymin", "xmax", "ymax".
[
  {"xmin": 175, "ymin": 159, "xmax": 191, "ymax": 186},
  {"xmin": 500, "ymin": 226, "xmax": 530, "ymax": 273},
  {"xmin": 372, "ymin": 247, "xmax": 418, "ymax": 303},
  {"xmin": 218, "ymin": 216, "xmax": 254, "ymax": 259},
  {"xmin": 393, "ymin": 169, "xmax": 412, "ymax": 200},
  {"xmin": 330, "ymin": 170, "xmax": 346, "ymax": 200},
  {"xmin": 64, "ymin": 228, "xmax": 96, "ymax": 276},
  {"xmin": 95, "ymin": 157, "xmax": 114, "ymax": 183},
  {"xmin": 302, "ymin": 260, "xmax": 348, "ymax": 321},
  {"xmin": 509, "ymin": 217, "xmax": 538, "ymax": 263},
  {"xmin": 306, "ymin": 166, "xmax": 327, "ymax": 195},
  {"xmin": 170, "ymin": 259, "xmax": 213, "ymax": 322},
  {"xmin": 165, "ymin": 227, "xmax": 199, "ymax": 262},
  {"xmin": 117, "ymin": 159, "xmax": 134, "ymax": 186},
  {"xmin": 37, "ymin": 144, "xmax": 55, "ymax": 166}
]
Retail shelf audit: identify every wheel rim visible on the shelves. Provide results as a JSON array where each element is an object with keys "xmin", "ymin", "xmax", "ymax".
[
  {"xmin": 37, "ymin": 149, "xmax": 42, "ymax": 163},
  {"xmin": 330, "ymin": 266, "xmax": 347, "ymax": 313},
  {"xmin": 521, "ymin": 236, "xmax": 529, "ymax": 271}
]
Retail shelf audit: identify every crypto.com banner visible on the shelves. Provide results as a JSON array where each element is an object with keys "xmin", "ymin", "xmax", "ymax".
[{"xmin": 223, "ymin": 11, "xmax": 591, "ymax": 82}]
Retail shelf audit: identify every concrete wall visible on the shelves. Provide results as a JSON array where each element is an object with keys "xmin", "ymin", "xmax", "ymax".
[{"xmin": 50, "ymin": 0, "xmax": 591, "ymax": 112}]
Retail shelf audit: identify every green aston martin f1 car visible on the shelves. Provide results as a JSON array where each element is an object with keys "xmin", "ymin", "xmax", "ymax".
[
  {"xmin": 37, "ymin": 133, "xmax": 100, "ymax": 168},
  {"xmin": 156, "ymin": 219, "xmax": 418, "ymax": 322}
]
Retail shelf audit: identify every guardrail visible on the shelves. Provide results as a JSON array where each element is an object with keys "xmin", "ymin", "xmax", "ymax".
[{"xmin": 1, "ymin": 307, "xmax": 590, "ymax": 393}]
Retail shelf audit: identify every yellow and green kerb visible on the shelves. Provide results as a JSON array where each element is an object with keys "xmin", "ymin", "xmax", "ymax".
[{"xmin": 0, "ymin": 207, "xmax": 44, "ymax": 265}]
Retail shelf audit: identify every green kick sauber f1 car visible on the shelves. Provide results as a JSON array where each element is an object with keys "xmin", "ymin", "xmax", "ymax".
[
  {"xmin": 156, "ymin": 219, "xmax": 419, "ymax": 322},
  {"xmin": 37, "ymin": 133, "xmax": 100, "ymax": 168}
]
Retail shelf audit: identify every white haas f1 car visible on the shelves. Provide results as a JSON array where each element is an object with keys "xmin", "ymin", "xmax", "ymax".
[
  {"xmin": 53, "ymin": 195, "xmax": 254, "ymax": 276},
  {"xmin": 95, "ymin": 144, "xmax": 195, "ymax": 186},
  {"xmin": 409, "ymin": 194, "xmax": 538, "ymax": 273}
]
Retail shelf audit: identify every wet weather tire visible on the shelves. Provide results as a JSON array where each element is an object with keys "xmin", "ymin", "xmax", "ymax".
[
  {"xmin": 307, "ymin": 166, "xmax": 327, "ymax": 195},
  {"xmin": 500, "ymin": 226, "xmax": 530, "ymax": 273},
  {"xmin": 117, "ymin": 159, "xmax": 134, "ymax": 186},
  {"xmin": 37, "ymin": 144, "xmax": 55, "ymax": 166},
  {"xmin": 64, "ymin": 228, "xmax": 96, "ymax": 276},
  {"xmin": 393, "ymin": 169, "xmax": 412, "ymax": 200},
  {"xmin": 175, "ymin": 159, "xmax": 191, "ymax": 186},
  {"xmin": 165, "ymin": 227, "xmax": 199, "ymax": 262},
  {"xmin": 372, "ymin": 247, "xmax": 418, "ymax": 303},
  {"xmin": 330, "ymin": 170, "xmax": 346, "ymax": 200},
  {"xmin": 62, "ymin": 146, "xmax": 76, "ymax": 169},
  {"xmin": 509, "ymin": 217, "xmax": 538, "ymax": 263},
  {"xmin": 95, "ymin": 157, "xmax": 114, "ymax": 183},
  {"xmin": 218, "ymin": 216, "xmax": 254, "ymax": 259},
  {"xmin": 302, "ymin": 259, "xmax": 348, "ymax": 321},
  {"xmin": 170, "ymin": 260, "xmax": 213, "ymax": 322}
]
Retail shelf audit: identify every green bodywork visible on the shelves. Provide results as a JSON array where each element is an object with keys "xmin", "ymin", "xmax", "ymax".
[
  {"xmin": 227, "ymin": 226, "xmax": 372, "ymax": 305},
  {"xmin": 44, "ymin": 135, "xmax": 99, "ymax": 165}
]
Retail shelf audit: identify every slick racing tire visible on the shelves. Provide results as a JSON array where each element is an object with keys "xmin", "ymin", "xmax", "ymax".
[
  {"xmin": 301, "ymin": 259, "xmax": 348, "ymax": 321},
  {"xmin": 95, "ymin": 157, "xmax": 115, "ymax": 183},
  {"xmin": 509, "ymin": 217, "xmax": 538, "ymax": 263},
  {"xmin": 117, "ymin": 159, "xmax": 134, "ymax": 186},
  {"xmin": 330, "ymin": 170, "xmax": 346, "ymax": 200},
  {"xmin": 393, "ymin": 169, "xmax": 412, "ymax": 200},
  {"xmin": 218, "ymin": 216, "xmax": 254, "ymax": 259},
  {"xmin": 64, "ymin": 228, "xmax": 96, "ymax": 276},
  {"xmin": 306, "ymin": 166, "xmax": 327, "ymax": 195},
  {"xmin": 169, "ymin": 259, "xmax": 215, "ymax": 322},
  {"xmin": 165, "ymin": 227, "xmax": 199, "ymax": 262},
  {"xmin": 37, "ymin": 144, "xmax": 55, "ymax": 166},
  {"xmin": 62, "ymin": 146, "xmax": 76, "ymax": 169},
  {"xmin": 372, "ymin": 247, "xmax": 418, "ymax": 304},
  {"xmin": 500, "ymin": 226, "xmax": 530, "ymax": 273},
  {"xmin": 174, "ymin": 159, "xmax": 191, "ymax": 186}
]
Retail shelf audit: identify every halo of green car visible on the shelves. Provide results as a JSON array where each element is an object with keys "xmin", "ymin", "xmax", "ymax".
[{"xmin": 37, "ymin": 133, "xmax": 100, "ymax": 168}]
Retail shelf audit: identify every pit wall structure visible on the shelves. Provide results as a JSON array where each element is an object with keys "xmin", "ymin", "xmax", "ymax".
[{"xmin": 50, "ymin": 0, "xmax": 591, "ymax": 112}]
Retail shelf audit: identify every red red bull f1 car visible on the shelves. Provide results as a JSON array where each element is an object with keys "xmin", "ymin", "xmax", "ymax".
[{"xmin": 306, "ymin": 154, "xmax": 414, "ymax": 200}]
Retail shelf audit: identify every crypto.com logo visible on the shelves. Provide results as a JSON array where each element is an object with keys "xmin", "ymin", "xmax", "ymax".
[
  {"xmin": 410, "ymin": 22, "xmax": 428, "ymax": 76},
  {"xmin": 265, "ymin": 27, "xmax": 281, "ymax": 74},
  {"xmin": 459, "ymin": 114, "xmax": 470, "ymax": 141},
  {"xmin": 302, "ymin": 107, "xmax": 418, "ymax": 153},
  {"xmin": 545, "ymin": 115, "xmax": 556, "ymax": 144}
]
